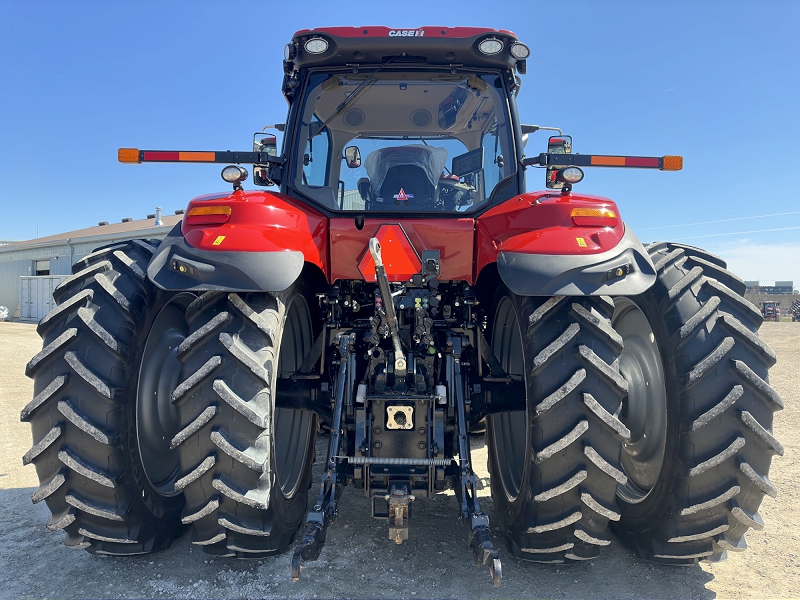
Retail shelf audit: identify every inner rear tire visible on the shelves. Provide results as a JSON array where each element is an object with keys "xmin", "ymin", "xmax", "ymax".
[
  {"xmin": 486, "ymin": 290, "xmax": 629, "ymax": 562},
  {"xmin": 172, "ymin": 283, "xmax": 318, "ymax": 557}
]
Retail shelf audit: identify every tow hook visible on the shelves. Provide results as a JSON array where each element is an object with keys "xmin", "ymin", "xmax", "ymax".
[{"xmin": 386, "ymin": 487, "xmax": 415, "ymax": 544}]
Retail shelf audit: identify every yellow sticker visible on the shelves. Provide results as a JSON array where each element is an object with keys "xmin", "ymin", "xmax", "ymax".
[
  {"xmin": 576, "ymin": 237, "xmax": 587, "ymax": 247},
  {"xmin": 212, "ymin": 235, "xmax": 226, "ymax": 246}
]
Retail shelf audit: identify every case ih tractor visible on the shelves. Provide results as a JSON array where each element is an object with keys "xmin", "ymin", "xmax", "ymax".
[
  {"xmin": 24, "ymin": 27, "xmax": 782, "ymax": 586},
  {"xmin": 760, "ymin": 301, "xmax": 781, "ymax": 322}
]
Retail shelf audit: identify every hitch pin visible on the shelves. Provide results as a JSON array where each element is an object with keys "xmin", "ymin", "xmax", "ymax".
[{"xmin": 369, "ymin": 238, "xmax": 407, "ymax": 377}]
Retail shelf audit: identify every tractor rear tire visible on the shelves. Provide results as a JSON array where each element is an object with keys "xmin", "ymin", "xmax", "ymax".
[
  {"xmin": 171, "ymin": 285, "xmax": 318, "ymax": 557},
  {"xmin": 486, "ymin": 291, "xmax": 629, "ymax": 562},
  {"xmin": 22, "ymin": 240, "xmax": 186, "ymax": 554},
  {"xmin": 611, "ymin": 242, "xmax": 783, "ymax": 563}
]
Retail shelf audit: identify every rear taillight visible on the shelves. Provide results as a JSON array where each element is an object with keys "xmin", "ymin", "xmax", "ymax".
[
  {"xmin": 185, "ymin": 205, "xmax": 232, "ymax": 226},
  {"xmin": 570, "ymin": 207, "xmax": 618, "ymax": 227}
]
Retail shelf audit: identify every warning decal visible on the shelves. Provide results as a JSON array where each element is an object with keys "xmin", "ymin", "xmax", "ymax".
[{"xmin": 393, "ymin": 188, "xmax": 414, "ymax": 201}]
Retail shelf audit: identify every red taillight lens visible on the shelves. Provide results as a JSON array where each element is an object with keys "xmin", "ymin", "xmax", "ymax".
[
  {"xmin": 570, "ymin": 207, "xmax": 618, "ymax": 227},
  {"xmin": 185, "ymin": 205, "xmax": 232, "ymax": 226}
]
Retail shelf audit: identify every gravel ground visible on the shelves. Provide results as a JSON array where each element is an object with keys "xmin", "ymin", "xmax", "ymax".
[{"xmin": 1, "ymin": 320, "xmax": 798, "ymax": 599}]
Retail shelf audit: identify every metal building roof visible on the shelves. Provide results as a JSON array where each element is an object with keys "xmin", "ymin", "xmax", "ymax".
[{"xmin": 0, "ymin": 215, "xmax": 182, "ymax": 253}]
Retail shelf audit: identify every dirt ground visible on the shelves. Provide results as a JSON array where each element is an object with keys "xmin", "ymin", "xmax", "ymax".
[{"xmin": 1, "ymin": 320, "xmax": 798, "ymax": 599}]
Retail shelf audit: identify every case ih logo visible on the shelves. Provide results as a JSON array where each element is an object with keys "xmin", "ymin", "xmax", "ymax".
[{"xmin": 388, "ymin": 29, "xmax": 425, "ymax": 37}]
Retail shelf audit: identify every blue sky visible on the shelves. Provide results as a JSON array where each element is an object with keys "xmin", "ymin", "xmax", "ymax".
[{"xmin": 1, "ymin": 0, "xmax": 798, "ymax": 286}]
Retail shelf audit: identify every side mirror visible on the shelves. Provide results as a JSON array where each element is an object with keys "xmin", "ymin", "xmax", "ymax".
[
  {"xmin": 344, "ymin": 145, "xmax": 362, "ymax": 169},
  {"xmin": 545, "ymin": 135, "xmax": 573, "ymax": 189},
  {"xmin": 253, "ymin": 133, "xmax": 278, "ymax": 186}
]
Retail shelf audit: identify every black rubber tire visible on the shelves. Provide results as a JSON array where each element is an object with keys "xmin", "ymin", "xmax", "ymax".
[
  {"xmin": 486, "ymin": 291, "xmax": 629, "ymax": 562},
  {"xmin": 611, "ymin": 242, "xmax": 783, "ymax": 564},
  {"xmin": 22, "ymin": 240, "xmax": 185, "ymax": 554},
  {"xmin": 172, "ymin": 284, "xmax": 318, "ymax": 557}
]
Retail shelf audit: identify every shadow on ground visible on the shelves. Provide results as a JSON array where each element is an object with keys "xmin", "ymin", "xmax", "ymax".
[{"xmin": 0, "ymin": 474, "xmax": 716, "ymax": 600}]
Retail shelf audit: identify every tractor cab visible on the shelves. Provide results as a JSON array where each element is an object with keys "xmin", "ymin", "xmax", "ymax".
[{"xmin": 277, "ymin": 28, "xmax": 525, "ymax": 213}]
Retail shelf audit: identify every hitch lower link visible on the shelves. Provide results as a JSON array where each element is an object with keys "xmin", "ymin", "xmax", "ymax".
[{"xmin": 290, "ymin": 238, "xmax": 502, "ymax": 586}]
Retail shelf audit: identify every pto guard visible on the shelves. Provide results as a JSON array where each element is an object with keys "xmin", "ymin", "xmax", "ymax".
[
  {"xmin": 497, "ymin": 226, "xmax": 656, "ymax": 296},
  {"xmin": 147, "ymin": 224, "xmax": 304, "ymax": 292}
]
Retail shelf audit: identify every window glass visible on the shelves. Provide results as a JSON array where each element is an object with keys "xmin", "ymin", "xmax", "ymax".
[
  {"xmin": 292, "ymin": 71, "xmax": 515, "ymax": 212},
  {"xmin": 302, "ymin": 117, "xmax": 330, "ymax": 187}
]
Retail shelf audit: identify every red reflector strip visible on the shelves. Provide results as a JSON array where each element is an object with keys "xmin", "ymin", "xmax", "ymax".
[
  {"xmin": 572, "ymin": 216, "xmax": 619, "ymax": 227},
  {"xmin": 625, "ymin": 156, "xmax": 660, "ymax": 167},
  {"xmin": 143, "ymin": 151, "xmax": 180, "ymax": 161},
  {"xmin": 185, "ymin": 214, "xmax": 230, "ymax": 225}
]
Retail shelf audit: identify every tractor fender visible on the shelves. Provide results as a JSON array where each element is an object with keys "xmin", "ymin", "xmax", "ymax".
[
  {"xmin": 497, "ymin": 226, "xmax": 656, "ymax": 296},
  {"xmin": 147, "ymin": 223, "xmax": 306, "ymax": 292},
  {"xmin": 147, "ymin": 189, "xmax": 329, "ymax": 292}
]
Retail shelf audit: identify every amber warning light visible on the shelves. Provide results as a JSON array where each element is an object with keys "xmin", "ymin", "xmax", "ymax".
[{"xmin": 118, "ymin": 148, "xmax": 140, "ymax": 163}]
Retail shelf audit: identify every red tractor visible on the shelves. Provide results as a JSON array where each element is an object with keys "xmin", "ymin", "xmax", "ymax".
[
  {"xmin": 760, "ymin": 301, "xmax": 781, "ymax": 322},
  {"xmin": 24, "ymin": 27, "xmax": 782, "ymax": 586}
]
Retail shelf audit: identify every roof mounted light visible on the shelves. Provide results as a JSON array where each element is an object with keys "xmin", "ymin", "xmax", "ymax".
[
  {"xmin": 304, "ymin": 37, "xmax": 329, "ymax": 54},
  {"xmin": 510, "ymin": 42, "xmax": 530, "ymax": 59},
  {"xmin": 478, "ymin": 38, "xmax": 503, "ymax": 55},
  {"xmin": 284, "ymin": 43, "xmax": 297, "ymax": 61}
]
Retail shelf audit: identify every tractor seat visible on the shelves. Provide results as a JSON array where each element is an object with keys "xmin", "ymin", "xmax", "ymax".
[
  {"xmin": 378, "ymin": 164, "xmax": 435, "ymax": 207},
  {"xmin": 364, "ymin": 145, "xmax": 448, "ymax": 210}
]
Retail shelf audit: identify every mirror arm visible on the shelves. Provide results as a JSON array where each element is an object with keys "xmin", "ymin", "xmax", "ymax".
[
  {"xmin": 263, "ymin": 154, "xmax": 286, "ymax": 166},
  {"xmin": 520, "ymin": 124, "xmax": 563, "ymax": 135},
  {"xmin": 520, "ymin": 154, "xmax": 547, "ymax": 168}
]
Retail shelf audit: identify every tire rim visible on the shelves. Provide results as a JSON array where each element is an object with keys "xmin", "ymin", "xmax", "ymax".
[
  {"xmin": 136, "ymin": 293, "xmax": 193, "ymax": 497},
  {"xmin": 612, "ymin": 297, "xmax": 668, "ymax": 504},
  {"xmin": 274, "ymin": 295, "xmax": 316, "ymax": 497},
  {"xmin": 488, "ymin": 296, "xmax": 527, "ymax": 502}
]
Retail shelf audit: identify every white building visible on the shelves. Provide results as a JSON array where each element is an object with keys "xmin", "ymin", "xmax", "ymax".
[{"xmin": 0, "ymin": 210, "xmax": 182, "ymax": 320}]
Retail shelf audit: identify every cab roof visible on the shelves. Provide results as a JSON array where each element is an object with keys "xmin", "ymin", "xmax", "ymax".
[{"xmin": 288, "ymin": 26, "xmax": 524, "ymax": 71}]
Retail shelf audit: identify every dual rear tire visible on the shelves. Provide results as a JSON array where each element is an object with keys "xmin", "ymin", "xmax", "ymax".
[
  {"xmin": 486, "ymin": 242, "xmax": 782, "ymax": 565},
  {"xmin": 23, "ymin": 240, "xmax": 316, "ymax": 556}
]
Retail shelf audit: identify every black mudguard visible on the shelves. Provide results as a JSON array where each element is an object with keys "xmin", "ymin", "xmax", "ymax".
[
  {"xmin": 147, "ymin": 224, "xmax": 305, "ymax": 292},
  {"xmin": 497, "ymin": 226, "xmax": 656, "ymax": 296}
]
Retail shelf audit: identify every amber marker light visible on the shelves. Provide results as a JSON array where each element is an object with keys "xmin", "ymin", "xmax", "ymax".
[
  {"xmin": 571, "ymin": 207, "xmax": 618, "ymax": 227},
  {"xmin": 662, "ymin": 155, "xmax": 683, "ymax": 171},
  {"xmin": 118, "ymin": 148, "xmax": 140, "ymax": 163},
  {"xmin": 185, "ymin": 205, "xmax": 232, "ymax": 226}
]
